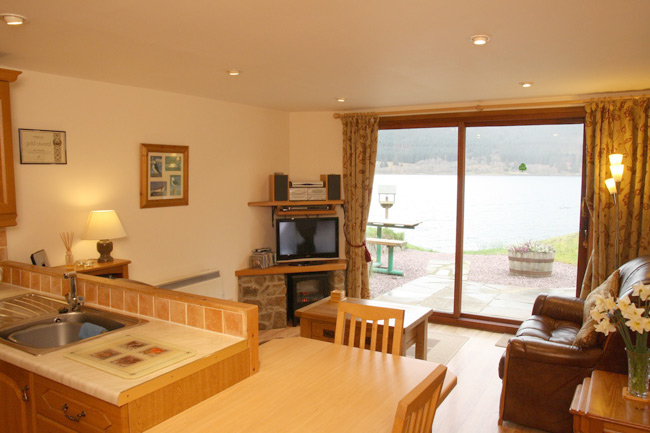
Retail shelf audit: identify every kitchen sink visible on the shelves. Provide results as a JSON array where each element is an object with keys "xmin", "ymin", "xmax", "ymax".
[{"xmin": 0, "ymin": 299, "xmax": 147, "ymax": 355}]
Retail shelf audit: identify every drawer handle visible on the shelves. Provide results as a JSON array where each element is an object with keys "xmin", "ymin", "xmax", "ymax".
[
  {"xmin": 61, "ymin": 403, "xmax": 86, "ymax": 422},
  {"xmin": 21, "ymin": 385, "xmax": 29, "ymax": 402},
  {"xmin": 322, "ymin": 329, "xmax": 335, "ymax": 339}
]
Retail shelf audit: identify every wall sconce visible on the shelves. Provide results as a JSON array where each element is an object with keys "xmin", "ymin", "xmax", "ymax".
[
  {"xmin": 81, "ymin": 210, "xmax": 127, "ymax": 263},
  {"xmin": 378, "ymin": 185, "xmax": 396, "ymax": 219},
  {"xmin": 605, "ymin": 154, "xmax": 624, "ymax": 268}
]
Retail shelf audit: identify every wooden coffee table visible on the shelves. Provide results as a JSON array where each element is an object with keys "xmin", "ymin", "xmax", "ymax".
[
  {"xmin": 295, "ymin": 296, "xmax": 432, "ymax": 359},
  {"xmin": 570, "ymin": 370, "xmax": 650, "ymax": 432}
]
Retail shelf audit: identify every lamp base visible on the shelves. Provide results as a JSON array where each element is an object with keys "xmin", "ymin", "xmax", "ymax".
[{"xmin": 97, "ymin": 239, "xmax": 114, "ymax": 263}]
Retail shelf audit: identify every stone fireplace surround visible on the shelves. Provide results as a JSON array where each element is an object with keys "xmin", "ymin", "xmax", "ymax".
[{"xmin": 237, "ymin": 266, "xmax": 345, "ymax": 330}]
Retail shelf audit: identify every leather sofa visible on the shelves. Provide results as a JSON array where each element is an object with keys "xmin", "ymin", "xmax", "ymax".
[{"xmin": 498, "ymin": 255, "xmax": 650, "ymax": 433}]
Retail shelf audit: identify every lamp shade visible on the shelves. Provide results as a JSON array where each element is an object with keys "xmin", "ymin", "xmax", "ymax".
[
  {"xmin": 609, "ymin": 164, "xmax": 624, "ymax": 182},
  {"xmin": 608, "ymin": 154, "xmax": 623, "ymax": 165},
  {"xmin": 81, "ymin": 210, "xmax": 127, "ymax": 240},
  {"xmin": 605, "ymin": 178, "xmax": 617, "ymax": 194}
]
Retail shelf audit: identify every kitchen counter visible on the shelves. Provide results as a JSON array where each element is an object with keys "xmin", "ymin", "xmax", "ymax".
[{"xmin": 0, "ymin": 283, "xmax": 247, "ymax": 406}]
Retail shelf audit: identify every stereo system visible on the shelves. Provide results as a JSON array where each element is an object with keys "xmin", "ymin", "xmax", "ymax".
[{"xmin": 269, "ymin": 173, "xmax": 340, "ymax": 202}]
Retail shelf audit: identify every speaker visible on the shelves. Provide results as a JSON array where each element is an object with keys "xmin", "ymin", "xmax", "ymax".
[
  {"xmin": 270, "ymin": 174, "xmax": 289, "ymax": 201},
  {"xmin": 321, "ymin": 174, "xmax": 341, "ymax": 200}
]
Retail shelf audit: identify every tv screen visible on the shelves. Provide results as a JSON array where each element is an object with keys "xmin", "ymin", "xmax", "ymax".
[{"xmin": 276, "ymin": 217, "xmax": 339, "ymax": 262}]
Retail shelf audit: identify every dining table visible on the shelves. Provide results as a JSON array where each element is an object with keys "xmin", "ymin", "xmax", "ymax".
[{"xmin": 144, "ymin": 337, "xmax": 457, "ymax": 433}]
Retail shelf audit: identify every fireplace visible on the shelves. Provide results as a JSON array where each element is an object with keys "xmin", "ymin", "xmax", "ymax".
[{"xmin": 287, "ymin": 272, "xmax": 329, "ymax": 326}]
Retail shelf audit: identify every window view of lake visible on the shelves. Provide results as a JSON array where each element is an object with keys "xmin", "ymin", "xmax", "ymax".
[{"xmin": 369, "ymin": 174, "xmax": 582, "ymax": 252}]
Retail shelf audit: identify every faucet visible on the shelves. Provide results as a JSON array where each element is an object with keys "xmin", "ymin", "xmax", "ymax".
[{"xmin": 63, "ymin": 271, "xmax": 83, "ymax": 312}]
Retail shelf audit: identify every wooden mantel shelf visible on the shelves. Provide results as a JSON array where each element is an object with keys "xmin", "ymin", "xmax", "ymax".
[
  {"xmin": 248, "ymin": 200, "xmax": 344, "ymax": 207},
  {"xmin": 235, "ymin": 259, "xmax": 347, "ymax": 277}
]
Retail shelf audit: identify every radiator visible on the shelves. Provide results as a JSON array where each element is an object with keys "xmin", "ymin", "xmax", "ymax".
[{"xmin": 157, "ymin": 269, "xmax": 222, "ymax": 299}]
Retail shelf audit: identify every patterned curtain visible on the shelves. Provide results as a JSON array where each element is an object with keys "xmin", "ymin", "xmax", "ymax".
[
  {"xmin": 580, "ymin": 97, "xmax": 650, "ymax": 298},
  {"xmin": 341, "ymin": 113, "xmax": 379, "ymax": 299}
]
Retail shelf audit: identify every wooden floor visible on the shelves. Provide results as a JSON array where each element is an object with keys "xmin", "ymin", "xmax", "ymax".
[{"xmin": 260, "ymin": 323, "xmax": 547, "ymax": 433}]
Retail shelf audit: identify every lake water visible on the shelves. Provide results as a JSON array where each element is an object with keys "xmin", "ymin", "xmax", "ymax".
[{"xmin": 368, "ymin": 174, "xmax": 582, "ymax": 253}]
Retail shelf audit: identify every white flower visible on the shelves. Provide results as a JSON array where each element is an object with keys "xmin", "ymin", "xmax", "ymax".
[
  {"xmin": 622, "ymin": 305, "xmax": 646, "ymax": 321},
  {"xmin": 617, "ymin": 295, "xmax": 633, "ymax": 311},
  {"xmin": 632, "ymin": 282, "xmax": 650, "ymax": 301},
  {"xmin": 594, "ymin": 317, "xmax": 617, "ymax": 335},
  {"xmin": 590, "ymin": 308, "xmax": 608, "ymax": 323},
  {"xmin": 593, "ymin": 295, "xmax": 607, "ymax": 310},
  {"xmin": 603, "ymin": 296, "xmax": 618, "ymax": 312},
  {"xmin": 643, "ymin": 317, "xmax": 650, "ymax": 333},
  {"xmin": 625, "ymin": 316, "xmax": 648, "ymax": 333}
]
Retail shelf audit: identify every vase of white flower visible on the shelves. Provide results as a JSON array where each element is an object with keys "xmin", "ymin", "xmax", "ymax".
[
  {"xmin": 626, "ymin": 348, "xmax": 650, "ymax": 398},
  {"xmin": 590, "ymin": 281, "xmax": 650, "ymax": 398}
]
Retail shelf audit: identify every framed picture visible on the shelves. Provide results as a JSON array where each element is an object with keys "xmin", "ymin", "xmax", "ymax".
[
  {"xmin": 140, "ymin": 143, "xmax": 189, "ymax": 208},
  {"xmin": 18, "ymin": 129, "xmax": 67, "ymax": 164}
]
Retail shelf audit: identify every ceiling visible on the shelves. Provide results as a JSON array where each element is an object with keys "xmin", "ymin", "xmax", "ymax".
[{"xmin": 1, "ymin": 0, "xmax": 649, "ymax": 112}]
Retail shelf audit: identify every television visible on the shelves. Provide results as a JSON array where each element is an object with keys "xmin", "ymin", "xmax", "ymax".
[{"xmin": 276, "ymin": 217, "xmax": 339, "ymax": 263}]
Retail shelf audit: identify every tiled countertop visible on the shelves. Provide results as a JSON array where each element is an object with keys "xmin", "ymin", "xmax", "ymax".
[{"xmin": 0, "ymin": 283, "xmax": 246, "ymax": 405}]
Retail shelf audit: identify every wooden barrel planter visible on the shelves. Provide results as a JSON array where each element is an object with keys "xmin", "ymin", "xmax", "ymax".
[{"xmin": 508, "ymin": 251, "xmax": 554, "ymax": 277}]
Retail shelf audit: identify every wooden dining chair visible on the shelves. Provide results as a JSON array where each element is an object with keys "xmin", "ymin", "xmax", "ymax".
[
  {"xmin": 334, "ymin": 301, "xmax": 405, "ymax": 355},
  {"xmin": 392, "ymin": 364, "xmax": 447, "ymax": 433}
]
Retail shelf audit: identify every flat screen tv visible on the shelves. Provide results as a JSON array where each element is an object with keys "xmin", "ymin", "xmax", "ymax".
[{"xmin": 276, "ymin": 217, "xmax": 339, "ymax": 263}]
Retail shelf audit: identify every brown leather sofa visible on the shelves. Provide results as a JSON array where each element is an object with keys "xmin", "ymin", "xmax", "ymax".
[{"xmin": 498, "ymin": 255, "xmax": 650, "ymax": 433}]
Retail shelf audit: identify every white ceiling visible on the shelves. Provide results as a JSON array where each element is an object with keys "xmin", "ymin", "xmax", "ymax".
[{"xmin": 1, "ymin": 0, "xmax": 649, "ymax": 112}]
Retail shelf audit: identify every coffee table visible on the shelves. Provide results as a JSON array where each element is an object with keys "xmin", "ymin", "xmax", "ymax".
[{"xmin": 295, "ymin": 296, "xmax": 433, "ymax": 359}]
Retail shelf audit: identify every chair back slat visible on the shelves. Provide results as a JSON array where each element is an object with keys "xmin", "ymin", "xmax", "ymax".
[
  {"xmin": 334, "ymin": 301, "xmax": 405, "ymax": 355},
  {"xmin": 392, "ymin": 365, "xmax": 447, "ymax": 433}
]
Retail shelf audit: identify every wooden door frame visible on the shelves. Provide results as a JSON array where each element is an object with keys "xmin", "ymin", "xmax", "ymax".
[{"xmin": 378, "ymin": 107, "xmax": 587, "ymax": 332}]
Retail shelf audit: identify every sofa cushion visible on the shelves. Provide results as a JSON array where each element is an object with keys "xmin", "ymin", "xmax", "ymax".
[{"xmin": 573, "ymin": 270, "xmax": 620, "ymax": 348}]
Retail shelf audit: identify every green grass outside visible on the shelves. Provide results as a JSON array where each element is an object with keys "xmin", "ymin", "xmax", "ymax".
[
  {"xmin": 366, "ymin": 227, "xmax": 579, "ymax": 265},
  {"xmin": 463, "ymin": 232, "xmax": 579, "ymax": 265}
]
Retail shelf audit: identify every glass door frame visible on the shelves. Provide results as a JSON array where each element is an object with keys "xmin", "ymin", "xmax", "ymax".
[{"xmin": 379, "ymin": 107, "xmax": 587, "ymax": 332}]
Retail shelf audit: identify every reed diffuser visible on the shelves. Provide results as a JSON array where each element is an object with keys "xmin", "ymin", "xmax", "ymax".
[{"xmin": 60, "ymin": 232, "xmax": 74, "ymax": 270}]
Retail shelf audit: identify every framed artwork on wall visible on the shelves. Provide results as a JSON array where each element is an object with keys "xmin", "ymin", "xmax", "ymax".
[
  {"xmin": 18, "ymin": 129, "xmax": 67, "ymax": 164},
  {"xmin": 140, "ymin": 143, "xmax": 189, "ymax": 208}
]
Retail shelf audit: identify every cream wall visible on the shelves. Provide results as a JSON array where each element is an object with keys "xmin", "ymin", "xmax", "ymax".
[{"xmin": 5, "ymin": 70, "xmax": 289, "ymax": 300}]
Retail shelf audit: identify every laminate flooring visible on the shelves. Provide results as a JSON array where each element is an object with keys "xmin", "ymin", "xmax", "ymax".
[{"xmin": 259, "ymin": 323, "xmax": 547, "ymax": 433}]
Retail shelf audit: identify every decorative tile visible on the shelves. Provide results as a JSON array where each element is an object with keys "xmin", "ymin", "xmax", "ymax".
[
  {"xmin": 138, "ymin": 294, "xmax": 154, "ymax": 317},
  {"xmin": 85, "ymin": 282, "xmax": 98, "ymax": 304},
  {"xmin": 111, "ymin": 287, "xmax": 125, "ymax": 310},
  {"xmin": 154, "ymin": 298, "xmax": 170, "ymax": 321},
  {"xmin": 187, "ymin": 304, "xmax": 204, "ymax": 329},
  {"xmin": 125, "ymin": 290, "xmax": 139, "ymax": 314},
  {"xmin": 204, "ymin": 308, "xmax": 223, "ymax": 333},
  {"xmin": 98, "ymin": 285, "xmax": 111, "ymax": 307},
  {"xmin": 169, "ymin": 301, "xmax": 186, "ymax": 325},
  {"xmin": 223, "ymin": 310, "xmax": 244, "ymax": 337}
]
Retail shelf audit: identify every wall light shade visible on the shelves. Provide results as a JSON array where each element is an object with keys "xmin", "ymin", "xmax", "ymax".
[
  {"xmin": 82, "ymin": 210, "xmax": 127, "ymax": 263},
  {"xmin": 605, "ymin": 178, "xmax": 617, "ymax": 194},
  {"xmin": 610, "ymin": 164, "xmax": 624, "ymax": 182},
  {"xmin": 1, "ymin": 14, "xmax": 27, "ymax": 25},
  {"xmin": 608, "ymin": 154, "xmax": 623, "ymax": 165}
]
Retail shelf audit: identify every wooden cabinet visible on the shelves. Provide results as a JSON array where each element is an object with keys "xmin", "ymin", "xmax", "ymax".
[
  {"xmin": 0, "ymin": 68, "xmax": 20, "ymax": 227},
  {"xmin": 34, "ymin": 375, "xmax": 128, "ymax": 433},
  {"xmin": 0, "ymin": 359, "xmax": 34, "ymax": 433}
]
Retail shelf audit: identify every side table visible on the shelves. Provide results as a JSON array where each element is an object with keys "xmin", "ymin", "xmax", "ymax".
[
  {"xmin": 570, "ymin": 370, "xmax": 650, "ymax": 432},
  {"xmin": 295, "ymin": 296, "xmax": 432, "ymax": 359},
  {"xmin": 54, "ymin": 258, "xmax": 131, "ymax": 279}
]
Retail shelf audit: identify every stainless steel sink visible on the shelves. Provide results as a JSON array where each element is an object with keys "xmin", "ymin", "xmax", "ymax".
[{"xmin": 0, "ymin": 295, "xmax": 147, "ymax": 355}]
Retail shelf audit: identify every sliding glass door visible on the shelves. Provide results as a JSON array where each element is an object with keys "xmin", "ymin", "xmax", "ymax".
[{"xmin": 368, "ymin": 108, "xmax": 587, "ymax": 329}]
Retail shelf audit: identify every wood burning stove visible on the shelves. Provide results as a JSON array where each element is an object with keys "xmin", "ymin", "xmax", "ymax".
[{"xmin": 287, "ymin": 272, "xmax": 329, "ymax": 326}]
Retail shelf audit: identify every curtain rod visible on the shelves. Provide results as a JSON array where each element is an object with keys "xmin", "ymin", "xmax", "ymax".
[{"xmin": 332, "ymin": 94, "xmax": 648, "ymax": 119}]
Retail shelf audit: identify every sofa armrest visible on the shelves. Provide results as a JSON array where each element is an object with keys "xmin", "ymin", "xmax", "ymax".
[
  {"xmin": 532, "ymin": 294, "xmax": 584, "ymax": 324},
  {"xmin": 507, "ymin": 336, "xmax": 601, "ymax": 368}
]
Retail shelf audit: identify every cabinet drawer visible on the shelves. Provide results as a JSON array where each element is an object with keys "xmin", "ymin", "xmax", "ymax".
[
  {"xmin": 34, "ymin": 375, "xmax": 127, "ymax": 433},
  {"xmin": 311, "ymin": 321, "xmax": 336, "ymax": 342},
  {"xmin": 36, "ymin": 414, "xmax": 77, "ymax": 433}
]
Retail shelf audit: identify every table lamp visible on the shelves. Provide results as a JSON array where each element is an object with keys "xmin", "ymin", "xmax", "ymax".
[{"xmin": 81, "ymin": 210, "xmax": 127, "ymax": 263}]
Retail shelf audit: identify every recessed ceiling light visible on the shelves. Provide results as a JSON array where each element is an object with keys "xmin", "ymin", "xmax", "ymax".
[
  {"xmin": 520, "ymin": 82, "xmax": 533, "ymax": 88},
  {"xmin": 1, "ymin": 14, "xmax": 28, "ymax": 26},
  {"xmin": 226, "ymin": 69, "xmax": 241, "ymax": 76},
  {"xmin": 336, "ymin": 98, "xmax": 346, "ymax": 103},
  {"xmin": 470, "ymin": 35, "xmax": 491, "ymax": 46}
]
